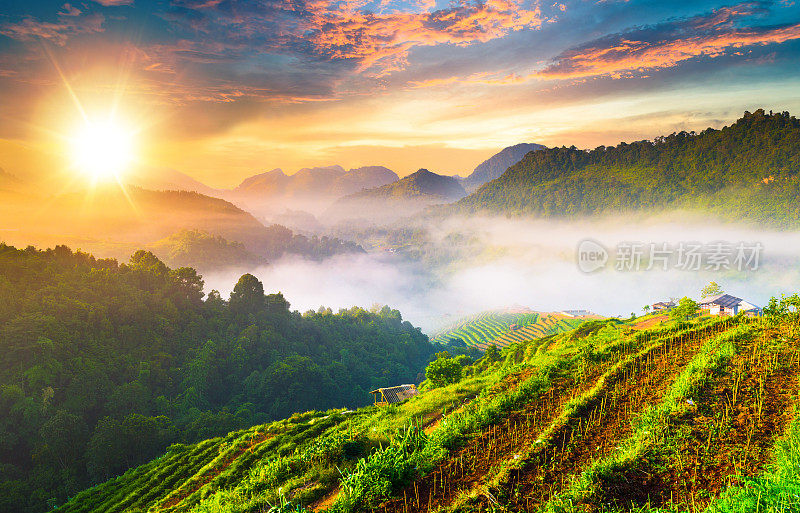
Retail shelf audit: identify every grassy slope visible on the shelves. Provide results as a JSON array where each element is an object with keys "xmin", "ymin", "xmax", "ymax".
[
  {"xmin": 430, "ymin": 310, "xmax": 586, "ymax": 348},
  {"xmin": 58, "ymin": 313, "xmax": 800, "ymax": 513}
]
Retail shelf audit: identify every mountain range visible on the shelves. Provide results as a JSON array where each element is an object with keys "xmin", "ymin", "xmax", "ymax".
[
  {"xmin": 325, "ymin": 168, "xmax": 467, "ymax": 223},
  {"xmin": 122, "ymin": 143, "xmax": 540, "ymax": 219},
  {"xmin": 6, "ymin": 111, "xmax": 799, "ymax": 261},
  {"xmin": 230, "ymin": 165, "xmax": 399, "ymax": 217},
  {"xmin": 98, "ymin": 144, "xmax": 543, "ymax": 228}
]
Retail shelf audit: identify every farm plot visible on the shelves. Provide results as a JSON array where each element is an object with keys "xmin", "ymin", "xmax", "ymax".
[
  {"xmin": 576, "ymin": 321, "xmax": 800, "ymax": 512},
  {"xmin": 379, "ymin": 341, "xmax": 635, "ymax": 513},
  {"xmin": 433, "ymin": 311, "xmax": 584, "ymax": 350},
  {"xmin": 374, "ymin": 320, "xmax": 735, "ymax": 513},
  {"xmin": 481, "ymin": 315, "xmax": 585, "ymax": 349},
  {"xmin": 476, "ymin": 319, "xmax": 740, "ymax": 511}
]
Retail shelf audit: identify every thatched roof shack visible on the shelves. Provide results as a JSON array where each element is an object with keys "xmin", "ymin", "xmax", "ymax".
[{"xmin": 369, "ymin": 384, "xmax": 419, "ymax": 406}]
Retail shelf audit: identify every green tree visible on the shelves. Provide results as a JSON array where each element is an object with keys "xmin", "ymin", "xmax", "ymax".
[
  {"xmin": 763, "ymin": 296, "xmax": 789, "ymax": 317},
  {"xmin": 0, "ymin": 242, "xmax": 444, "ymax": 511},
  {"xmin": 86, "ymin": 414, "xmax": 175, "ymax": 482},
  {"xmin": 484, "ymin": 344, "xmax": 501, "ymax": 362},
  {"xmin": 670, "ymin": 297, "xmax": 699, "ymax": 321},
  {"xmin": 39, "ymin": 410, "xmax": 89, "ymax": 472},
  {"xmin": 229, "ymin": 273, "xmax": 266, "ymax": 317},
  {"xmin": 701, "ymin": 281, "xmax": 724, "ymax": 298},
  {"xmin": 169, "ymin": 267, "xmax": 205, "ymax": 304},
  {"xmin": 425, "ymin": 352, "xmax": 463, "ymax": 388}
]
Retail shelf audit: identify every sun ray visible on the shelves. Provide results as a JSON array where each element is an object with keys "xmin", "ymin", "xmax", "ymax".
[{"xmin": 40, "ymin": 41, "xmax": 88, "ymax": 124}]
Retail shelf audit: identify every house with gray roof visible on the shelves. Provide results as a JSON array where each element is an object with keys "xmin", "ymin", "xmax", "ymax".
[{"xmin": 699, "ymin": 294, "xmax": 761, "ymax": 317}]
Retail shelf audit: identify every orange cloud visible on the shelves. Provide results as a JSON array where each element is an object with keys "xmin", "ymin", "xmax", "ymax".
[
  {"xmin": 409, "ymin": 70, "xmax": 532, "ymax": 88},
  {"xmin": 540, "ymin": 20, "xmax": 800, "ymax": 80},
  {"xmin": 299, "ymin": 0, "xmax": 546, "ymax": 75}
]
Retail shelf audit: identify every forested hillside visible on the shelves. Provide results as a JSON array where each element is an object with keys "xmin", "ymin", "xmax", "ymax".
[
  {"xmin": 0, "ymin": 244, "xmax": 450, "ymax": 512},
  {"xmin": 458, "ymin": 110, "xmax": 800, "ymax": 226},
  {"xmin": 0, "ymin": 185, "xmax": 363, "ymax": 267},
  {"xmin": 327, "ymin": 169, "xmax": 467, "ymax": 223},
  {"xmin": 463, "ymin": 143, "xmax": 546, "ymax": 192},
  {"xmin": 57, "ymin": 303, "xmax": 800, "ymax": 513}
]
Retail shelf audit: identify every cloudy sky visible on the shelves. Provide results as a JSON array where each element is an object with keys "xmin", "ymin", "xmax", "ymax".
[{"xmin": 1, "ymin": 0, "xmax": 799, "ymax": 187}]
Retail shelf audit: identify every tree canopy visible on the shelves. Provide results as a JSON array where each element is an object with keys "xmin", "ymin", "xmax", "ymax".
[
  {"xmin": 0, "ymin": 243, "xmax": 461, "ymax": 513},
  {"xmin": 670, "ymin": 297, "xmax": 700, "ymax": 321},
  {"xmin": 701, "ymin": 282, "xmax": 724, "ymax": 298},
  {"xmin": 457, "ymin": 110, "xmax": 800, "ymax": 227}
]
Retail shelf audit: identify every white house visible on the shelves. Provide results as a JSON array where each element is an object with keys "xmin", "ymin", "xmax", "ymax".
[{"xmin": 699, "ymin": 294, "xmax": 761, "ymax": 317}]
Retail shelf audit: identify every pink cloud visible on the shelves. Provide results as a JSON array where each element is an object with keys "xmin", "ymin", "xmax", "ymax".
[
  {"xmin": 59, "ymin": 3, "xmax": 82, "ymax": 16},
  {"xmin": 539, "ymin": 22, "xmax": 800, "ymax": 80},
  {"xmin": 93, "ymin": 0, "xmax": 134, "ymax": 5},
  {"xmin": 0, "ymin": 13, "xmax": 105, "ymax": 46},
  {"xmin": 290, "ymin": 0, "xmax": 548, "ymax": 75}
]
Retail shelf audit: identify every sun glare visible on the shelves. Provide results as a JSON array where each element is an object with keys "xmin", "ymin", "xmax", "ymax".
[{"xmin": 71, "ymin": 120, "xmax": 135, "ymax": 181}]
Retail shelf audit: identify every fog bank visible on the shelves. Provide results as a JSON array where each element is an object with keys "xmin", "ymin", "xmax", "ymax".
[{"xmin": 204, "ymin": 217, "xmax": 800, "ymax": 334}]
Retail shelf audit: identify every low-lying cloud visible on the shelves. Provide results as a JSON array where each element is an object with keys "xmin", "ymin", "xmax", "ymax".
[{"xmin": 204, "ymin": 216, "xmax": 800, "ymax": 335}]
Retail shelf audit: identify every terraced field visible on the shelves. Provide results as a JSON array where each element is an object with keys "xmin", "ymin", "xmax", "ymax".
[
  {"xmin": 58, "ymin": 307, "xmax": 800, "ymax": 513},
  {"xmin": 431, "ymin": 310, "xmax": 584, "ymax": 348},
  {"xmin": 480, "ymin": 314, "xmax": 584, "ymax": 349}
]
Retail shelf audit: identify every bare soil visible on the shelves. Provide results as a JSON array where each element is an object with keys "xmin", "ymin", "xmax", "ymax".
[{"xmin": 593, "ymin": 324, "xmax": 800, "ymax": 511}]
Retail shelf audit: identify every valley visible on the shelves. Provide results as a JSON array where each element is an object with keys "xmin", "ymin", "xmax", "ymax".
[{"xmin": 3, "ymin": 1, "xmax": 800, "ymax": 511}]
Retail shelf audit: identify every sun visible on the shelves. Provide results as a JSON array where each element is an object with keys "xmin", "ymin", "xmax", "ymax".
[{"xmin": 70, "ymin": 119, "xmax": 135, "ymax": 182}]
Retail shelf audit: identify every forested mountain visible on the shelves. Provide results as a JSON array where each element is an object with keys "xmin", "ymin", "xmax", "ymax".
[
  {"xmin": 463, "ymin": 143, "xmax": 546, "ymax": 192},
  {"xmin": 0, "ymin": 186, "xmax": 362, "ymax": 266},
  {"xmin": 150, "ymin": 229, "xmax": 260, "ymax": 271},
  {"xmin": 457, "ymin": 110, "xmax": 800, "ymax": 226},
  {"xmin": 0, "ymin": 243, "xmax": 459, "ymax": 513},
  {"xmin": 327, "ymin": 169, "xmax": 467, "ymax": 223}
]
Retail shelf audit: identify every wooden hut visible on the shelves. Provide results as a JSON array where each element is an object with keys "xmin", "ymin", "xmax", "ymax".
[{"xmin": 369, "ymin": 384, "xmax": 419, "ymax": 406}]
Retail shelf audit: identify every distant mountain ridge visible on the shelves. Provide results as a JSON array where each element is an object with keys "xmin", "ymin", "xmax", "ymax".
[
  {"xmin": 233, "ymin": 165, "xmax": 398, "ymax": 197},
  {"xmin": 229, "ymin": 165, "xmax": 399, "ymax": 217},
  {"xmin": 326, "ymin": 168, "xmax": 467, "ymax": 222},
  {"xmin": 126, "ymin": 166, "xmax": 222, "ymax": 196},
  {"xmin": 356, "ymin": 168, "xmax": 466, "ymax": 201},
  {"xmin": 464, "ymin": 143, "xmax": 546, "ymax": 192},
  {"xmin": 457, "ymin": 110, "xmax": 800, "ymax": 227},
  {"xmin": 0, "ymin": 184, "xmax": 363, "ymax": 266}
]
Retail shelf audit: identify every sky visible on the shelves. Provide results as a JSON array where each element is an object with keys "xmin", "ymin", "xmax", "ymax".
[{"xmin": 1, "ymin": 0, "xmax": 800, "ymax": 187}]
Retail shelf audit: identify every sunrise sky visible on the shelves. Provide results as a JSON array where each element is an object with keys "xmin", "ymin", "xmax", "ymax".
[{"xmin": 1, "ymin": 0, "xmax": 800, "ymax": 187}]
